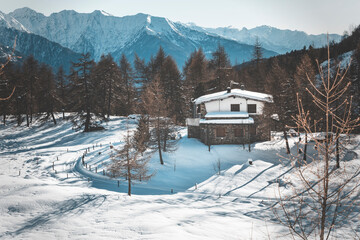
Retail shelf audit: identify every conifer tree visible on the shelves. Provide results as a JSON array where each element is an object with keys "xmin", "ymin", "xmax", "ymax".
[
  {"xmin": 92, "ymin": 54, "xmax": 122, "ymax": 118},
  {"xmin": 119, "ymin": 54, "xmax": 136, "ymax": 116},
  {"xmin": 69, "ymin": 53, "xmax": 95, "ymax": 132},
  {"xmin": 134, "ymin": 53, "xmax": 150, "ymax": 91},
  {"xmin": 22, "ymin": 56, "xmax": 39, "ymax": 125},
  {"xmin": 208, "ymin": 44, "xmax": 232, "ymax": 92},
  {"xmin": 266, "ymin": 58, "xmax": 296, "ymax": 153},
  {"xmin": 37, "ymin": 64, "xmax": 57, "ymax": 124},
  {"xmin": 252, "ymin": 36, "xmax": 263, "ymax": 64},
  {"xmin": 56, "ymin": 66, "xmax": 67, "ymax": 119},
  {"xmin": 159, "ymin": 56, "xmax": 184, "ymax": 124},
  {"xmin": 183, "ymin": 49, "xmax": 209, "ymax": 117}
]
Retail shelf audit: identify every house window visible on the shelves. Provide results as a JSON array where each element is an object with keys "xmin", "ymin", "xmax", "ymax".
[
  {"xmin": 234, "ymin": 128, "xmax": 244, "ymax": 137},
  {"xmin": 248, "ymin": 104, "xmax": 257, "ymax": 114},
  {"xmin": 216, "ymin": 127, "xmax": 226, "ymax": 137},
  {"xmin": 231, "ymin": 104, "xmax": 240, "ymax": 112}
]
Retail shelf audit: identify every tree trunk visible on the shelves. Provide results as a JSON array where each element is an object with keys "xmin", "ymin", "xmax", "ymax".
[
  {"xmin": 207, "ymin": 125, "xmax": 210, "ymax": 152},
  {"xmin": 26, "ymin": 112, "xmax": 29, "ymax": 127},
  {"xmin": 283, "ymin": 129, "xmax": 290, "ymax": 154},
  {"xmin": 156, "ymin": 117, "xmax": 164, "ymax": 165},
  {"xmin": 127, "ymin": 158, "xmax": 131, "ymax": 196},
  {"xmin": 51, "ymin": 112, "xmax": 57, "ymax": 125},
  {"xmin": 84, "ymin": 108, "xmax": 90, "ymax": 132},
  {"xmin": 107, "ymin": 81, "xmax": 112, "ymax": 119},
  {"xmin": 163, "ymin": 127, "xmax": 168, "ymax": 152},
  {"xmin": 17, "ymin": 114, "xmax": 21, "ymax": 126},
  {"xmin": 303, "ymin": 132, "xmax": 307, "ymax": 162},
  {"xmin": 336, "ymin": 134, "xmax": 340, "ymax": 168},
  {"xmin": 158, "ymin": 133, "xmax": 164, "ymax": 165}
]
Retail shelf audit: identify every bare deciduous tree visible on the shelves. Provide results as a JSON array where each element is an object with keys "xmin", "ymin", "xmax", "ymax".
[
  {"xmin": 0, "ymin": 37, "xmax": 17, "ymax": 101},
  {"xmin": 273, "ymin": 44, "xmax": 360, "ymax": 240},
  {"xmin": 108, "ymin": 121, "xmax": 153, "ymax": 196},
  {"xmin": 142, "ymin": 76, "xmax": 178, "ymax": 165}
]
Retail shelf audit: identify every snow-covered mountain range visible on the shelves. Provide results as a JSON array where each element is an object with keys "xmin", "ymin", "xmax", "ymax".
[
  {"xmin": 0, "ymin": 7, "xmax": 341, "ymax": 70},
  {"xmin": 186, "ymin": 24, "xmax": 341, "ymax": 54}
]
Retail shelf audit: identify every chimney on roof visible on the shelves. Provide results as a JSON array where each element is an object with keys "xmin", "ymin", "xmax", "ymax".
[{"xmin": 226, "ymin": 87, "xmax": 231, "ymax": 93}]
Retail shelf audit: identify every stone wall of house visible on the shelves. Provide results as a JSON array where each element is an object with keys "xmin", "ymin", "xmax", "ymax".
[
  {"xmin": 251, "ymin": 115, "xmax": 271, "ymax": 142},
  {"xmin": 196, "ymin": 116, "xmax": 271, "ymax": 145},
  {"xmin": 188, "ymin": 126, "xmax": 200, "ymax": 138},
  {"xmin": 199, "ymin": 124, "xmax": 251, "ymax": 145}
]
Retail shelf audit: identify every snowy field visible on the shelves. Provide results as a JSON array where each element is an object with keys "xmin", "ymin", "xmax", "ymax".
[{"xmin": 0, "ymin": 115, "xmax": 359, "ymax": 239}]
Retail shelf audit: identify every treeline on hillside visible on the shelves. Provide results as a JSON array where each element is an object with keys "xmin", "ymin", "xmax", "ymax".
[
  {"xmin": 0, "ymin": 25, "xmax": 359, "ymax": 133},
  {"xmin": 236, "ymin": 26, "xmax": 360, "ymax": 133},
  {"xmin": 0, "ymin": 44, "xmax": 236, "ymax": 131}
]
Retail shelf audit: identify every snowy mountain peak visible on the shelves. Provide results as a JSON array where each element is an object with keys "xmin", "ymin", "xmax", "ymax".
[
  {"xmin": 90, "ymin": 10, "xmax": 114, "ymax": 17},
  {"xmin": 0, "ymin": 10, "xmax": 29, "ymax": 32},
  {"xmin": 10, "ymin": 7, "xmax": 45, "ymax": 19},
  {"xmin": 186, "ymin": 22, "xmax": 341, "ymax": 54}
]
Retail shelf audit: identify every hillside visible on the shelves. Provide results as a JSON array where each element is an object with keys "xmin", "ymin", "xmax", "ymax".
[{"xmin": 0, "ymin": 115, "xmax": 359, "ymax": 239}]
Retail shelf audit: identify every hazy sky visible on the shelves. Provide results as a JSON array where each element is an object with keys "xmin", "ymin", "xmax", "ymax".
[{"xmin": 1, "ymin": 0, "xmax": 359, "ymax": 34}]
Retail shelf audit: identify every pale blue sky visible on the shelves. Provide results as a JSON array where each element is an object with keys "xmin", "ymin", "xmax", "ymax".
[{"xmin": 1, "ymin": 0, "xmax": 359, "ymax": 34}]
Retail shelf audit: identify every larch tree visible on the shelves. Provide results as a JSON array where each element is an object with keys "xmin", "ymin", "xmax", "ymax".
[
  {"xmin": 133, "ymin": 114, "xmax": 150, "ymax": 155},
  {"xmin": 108, "ymin": 120, "xmax": 152, "ymax": 196},
  {"xmin": 294, "ymin": 54, "xmax": 317, "ymax": 158},
  {"xmin": 142, "ymin": 76, "xmax": 177, "ymax": 165}
]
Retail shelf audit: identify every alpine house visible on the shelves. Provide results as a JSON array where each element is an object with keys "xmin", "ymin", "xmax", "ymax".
[{"xmin": 186, "ymin": 87, "xmax": 273, "ymax": 145}]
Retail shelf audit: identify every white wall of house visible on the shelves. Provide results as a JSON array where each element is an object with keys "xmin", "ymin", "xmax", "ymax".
[{"xmin": 204, "ymin": 97, "xmax": 265, "ymax": 115}]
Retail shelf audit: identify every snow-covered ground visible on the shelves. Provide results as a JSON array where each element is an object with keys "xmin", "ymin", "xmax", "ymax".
[{"xmin": 0, "ymin": 115, "xmax": 359, "ymax": 239}]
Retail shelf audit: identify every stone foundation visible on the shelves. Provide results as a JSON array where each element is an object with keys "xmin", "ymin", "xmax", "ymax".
[
  {"xmin": 199, "ymin": 124, "xmax": 251, "ymax": 145},
  {"xmin": 188, "ymin": 125, "xmax": 200, "ymax": 138},
  {"xmin": 186, "ymin": 116, "xmax": 271, "ymax": 145}
]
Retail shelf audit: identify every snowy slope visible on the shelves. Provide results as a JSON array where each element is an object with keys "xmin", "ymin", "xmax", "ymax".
[{"xmin": 0, "ymin": 115, "xmax": 359, "ymax": 239}]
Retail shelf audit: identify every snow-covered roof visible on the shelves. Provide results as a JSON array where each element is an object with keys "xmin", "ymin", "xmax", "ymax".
[
  {"xmin": 199, "ymin": 118, "xmax": 254, "ymax": 125},
  {"xmin": 205, "ymin": 111, "xmax": 249, "ymax": 119},
  {"xmin": 194, "ymin": 89, "xmax": 273, "ymax": 104}
]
